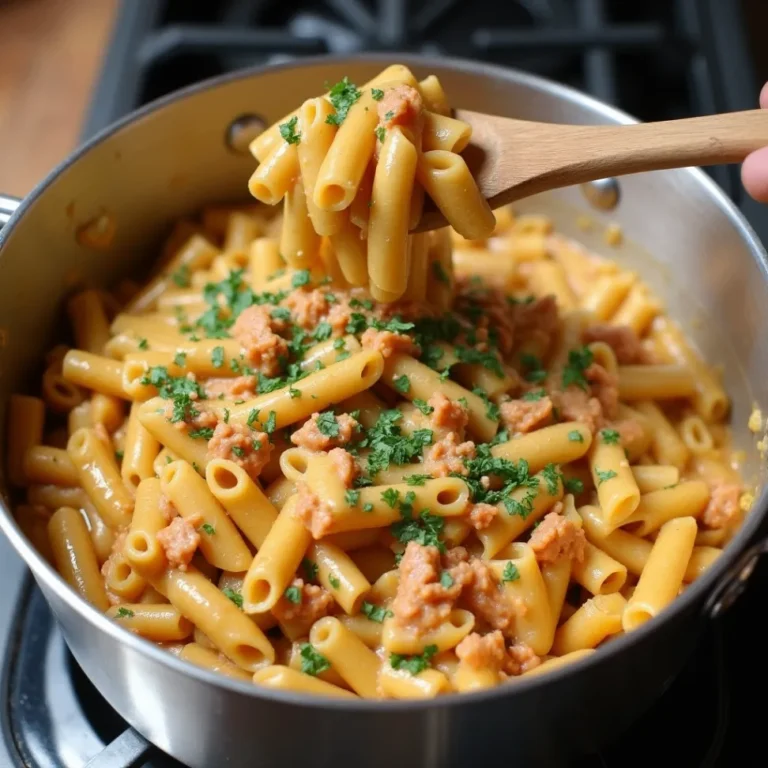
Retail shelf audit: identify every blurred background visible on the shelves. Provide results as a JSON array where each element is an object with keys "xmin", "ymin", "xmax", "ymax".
[{"xmin": 1, "ymin": 1, "xmax": 768, "ymax": 766}]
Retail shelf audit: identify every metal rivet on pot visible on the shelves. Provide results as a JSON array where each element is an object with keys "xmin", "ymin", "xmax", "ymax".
[
  {"xmin": 580, "ymin": 178, "xmax": 620, "ymax": 211},
  {"xmin": 226, "ymin": 114, "xmax": 267, "ymax": 155}
]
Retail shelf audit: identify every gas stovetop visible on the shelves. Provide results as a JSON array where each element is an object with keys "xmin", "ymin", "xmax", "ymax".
[{"xmin": 3, "ymin": 1, "xmax": 768, "ymax": 766}]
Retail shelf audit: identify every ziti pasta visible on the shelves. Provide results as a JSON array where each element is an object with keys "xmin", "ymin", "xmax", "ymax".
[
  {"xmin": 248, "ymin": 66, "xmax": 494, "ymax": 301},
  {"xmin": 6, "ymin": 67, "xmax": 749, "ymax": 700}
]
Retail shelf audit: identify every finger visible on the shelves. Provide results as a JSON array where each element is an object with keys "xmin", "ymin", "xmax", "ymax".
[
  {"xmin": 741, "ymin": 146, "xmax": 768, "ymax": 202},
  {"xmin": 760, "ymin": 82, "xmax": 768, "ymax": 109}
]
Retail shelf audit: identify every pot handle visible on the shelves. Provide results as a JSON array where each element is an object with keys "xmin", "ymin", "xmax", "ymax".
[
  {"xmin": 705, "ymin": 536, "xmax": 768, "ymax": 619},
  {"xmin": 0, "ymin": 194, "xmax": 21, "ymax": 229}
]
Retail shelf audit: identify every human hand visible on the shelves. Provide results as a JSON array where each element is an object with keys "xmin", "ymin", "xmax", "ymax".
[{"xmin": 741, "ymin": 83, "xmax": 768, "ymax": 202}]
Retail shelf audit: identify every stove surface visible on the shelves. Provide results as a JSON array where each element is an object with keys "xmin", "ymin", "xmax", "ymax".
[{"xmin": 3, "ymin": 1, "xmax": 768, "ymax": 766}]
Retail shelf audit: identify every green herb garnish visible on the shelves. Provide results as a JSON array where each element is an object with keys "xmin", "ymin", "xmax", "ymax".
[
  {"xmin": 502, "ymin": 562, "xmax": 520, "ymax": 583},
  {"xmin": 390, "ymin": 644, "xmax": 438, "ymax": 676},
  {"xmin": 326, "ymin": 77, "xmax": 362, "ymax": 126},
  {"xmin": 361, "ymin": 601, "xmax": 393, "ymax": 622},
  {"xmin": 300, "ymin": 642, "xmax": 330, "ymax": 676},
  {"xmin": 222, "ymin": 587, "xmax": 243, "ymax": 608},
  {"xmin": 279, "ymin": 116, "xmax": 301, "ymax": 145},
  {"xmin": 596, "ymin": 468, "xmax": 617, "ymax": 485}
]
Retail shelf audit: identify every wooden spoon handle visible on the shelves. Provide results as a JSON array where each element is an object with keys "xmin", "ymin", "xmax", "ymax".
[{"xmin": 541, "ymin": 109, "xmax": 768, "ymax": 180}]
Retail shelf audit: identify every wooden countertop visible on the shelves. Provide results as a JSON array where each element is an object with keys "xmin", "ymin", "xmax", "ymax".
[{"xmin": 0, "ymin": 0, "xmax": 118, "ymax": 198}]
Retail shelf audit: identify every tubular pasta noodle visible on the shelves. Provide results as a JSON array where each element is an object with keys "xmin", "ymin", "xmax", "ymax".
[{"xmin": 9, "ymin": 67, "xmax": 746, "ymax": 700}]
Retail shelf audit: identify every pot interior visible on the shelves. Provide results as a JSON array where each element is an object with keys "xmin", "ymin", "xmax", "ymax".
[{"xmin": 0, "ymin": 54, "xmax": 766, "ymax": 604}]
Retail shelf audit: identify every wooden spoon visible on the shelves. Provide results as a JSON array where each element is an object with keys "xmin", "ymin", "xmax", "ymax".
[{"xmin": 414, "ymin": 108, "xmax": 768, "ymax": 233}]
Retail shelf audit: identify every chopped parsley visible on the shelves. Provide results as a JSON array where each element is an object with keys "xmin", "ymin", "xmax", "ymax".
[
  {"xmin": 391, "ymin": 509, "xmax": 445, "ymax": 553},
  {"xmin": 503, "ymin": 490, "xmax": 537, "ymax": 519},
  {"xmin": 302, "ymin": 558, "xmax": 318, "ymax": 581},
  {"xmin": 399, "ymin": 491, "xmax": 416, "ymax": 518},
  {"xmin": 140, "ymin": 366, "xmax": 205, "ymax": 423},
  {"xmin": 562, "ymin": 346, "xmax": 594, "ymax": 391},
  {"xmin": 471, "ymin": 387, "xmax": 500, "ymax": 421},
  {"xmin": 413, "ymin": 399, "xmax": 434, "ymax": 416},
  {"xmin": 541, "ymin": 463, "xmax": 562, "ymax": 495},
  {"xmin": 279, "ymin": 115, "xmax": 301, "ymax": 145},
  {"xmin": 345, "ymin": 313, "xmax": 368, "ymax": 334},
  {"xmin": 231, "ymin": 446, "xmax": 245, "ymax": 458},
  {"xmin": 371, "ymin": 317, "xmax": 415, "ymax": 334},
  {"xmin": 115, "ymin": 607, "xmax": 134, "ymax": 618},
  {"xmin": 316, "ymin": 411, "xmax": 340, "ymax": 438},
  {"xmin": 284, "ymin": 586, "xmax": 301, "ymax": 604},
  {"xmin": 358, "ymin": 409, "xmax": 433, "ymax": 477},
  {"xmin": 288, "ymin": 387, "xmax": 302, "ymax": 399},
  {"xmin": 271, "ymin": 307, "xmax": 292, "ymax": 322},
  {"xmin": 432, "ymin": 261, "xmax": 450, "ymax": 284},
  {"xmin": 199, "ymin": 523, "xmax": 215, "ymax": 535},
  {"xmin": 300, "ymin": 643, "xmax": 330, "ymax": 676},
  {"xmin": 371, "ymin": 88, "xmax": 384, "ymax": 101},
  {"xmin": 600, "ymin": 429, "xmax": 621, "ymax": 445},
  {"xmin": 394, "ymin": 374, "xmax": 410, "ymax": 394},
  {"xmin": 247, "ymin": 408, "xmax": 260, "ymax": 428},
  {"xmin": 138, "ymin": 337, "xmax": 149, "ymax": 350},
  {"xmin": 361, "ymin": 601, "xmax": 393, "ymax": 623},
  {"xmin": 189, "ymin": 427, "xmax": 214, "ymax": 440},
  {"xmin": 381, "ymin": 488, "xmax": 400, "ymax": 508},
  {"xmin": 568, "ymin": 430, "xmax": 584, "ymax": 443},
  {"xmin": 521, "ymin": 353, "xmax": 547, "ymax": 384},
  {"xmin": 291, "ymin": 269, "xmax": 311, "ymax": 288},
  {"xmin": 522, "ymin": 389, "xmax": 547, "ymax": 402},
  {"xmin": 114, "ymin": 449, "xmax": 124, "ymax": 462},
  {"xmin": 462, "ymin": 446, "xmax": 539, "ymax": 511},
  {"xmin": 502, "ymin": 562, "xmax": 520, "ymax": 583},
  {"xmin": 223, "ymin": 408, "xmax": 230, "ymax": 424},
  {"xmin": 328, "ymin": 574, "xmax": 341, "ymax": 589},
  {"xmin": 405, "ymin": 474, "xmax": 431, "ymax": 486},
  {"xmin": 196, "ymin": 269, "xmax": 274, "ymax": 340},
  {"xmin": 173, "ymin": 352, "xmax": 187, "ymax": 367},
  {"xmin": 440, "ymin": 571, "xmax": 454, "ymax": 588},
  {"xmin": 171, "ymin": 264, "xmax": 190, "ymax": 288},
  {"xmin": 390, "ymin": 644, "xmax": 438, "ymax": 676},
  {"xmin": 345, "ymin": 489, "xmax": 361, "ymax": 506},
  {"xmin": 375, "ymin": 125, "xmax": 386, "ymax": 142},
  {"xmin": 210, "ymin": 345, "xmax": 225, "ymax": 369},
  {"xmin": 596, "ymin": 468, "xmax": 618, "ymax": 485},
  {"xmin": 564, "ymin": 478, "xmax": 584, "ymax": 494},
  {"xmin": 326, "ymin": 77, "xmax": 361, "ymax": 126},
  {"xmin": 222, "ymin": 587, "xmax": 243, "ymax": 608},
  {"xmin": 313, "ymin": 321, "xmax": 332, "ymax": 341},
  {"xmin": 263, "ymin": 411, "xmax": 277, "ymax": 435},
  {"xmin": 455, "ymin": 346, "xmax": 504, "ymax": 377},
  {"xmin": 362, "ymin": 502, "xmax": 374, "ymax": 513}
]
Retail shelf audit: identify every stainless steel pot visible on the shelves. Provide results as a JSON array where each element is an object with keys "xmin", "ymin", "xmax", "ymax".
[{"xmin": 1, "ymin": 55, "xmax": 767, "ymax": 768}]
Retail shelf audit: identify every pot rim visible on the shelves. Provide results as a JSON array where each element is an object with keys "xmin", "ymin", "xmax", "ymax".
[{"xmin": 1, "ymin": 52, "xmax": 766, "ymax": 711}]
